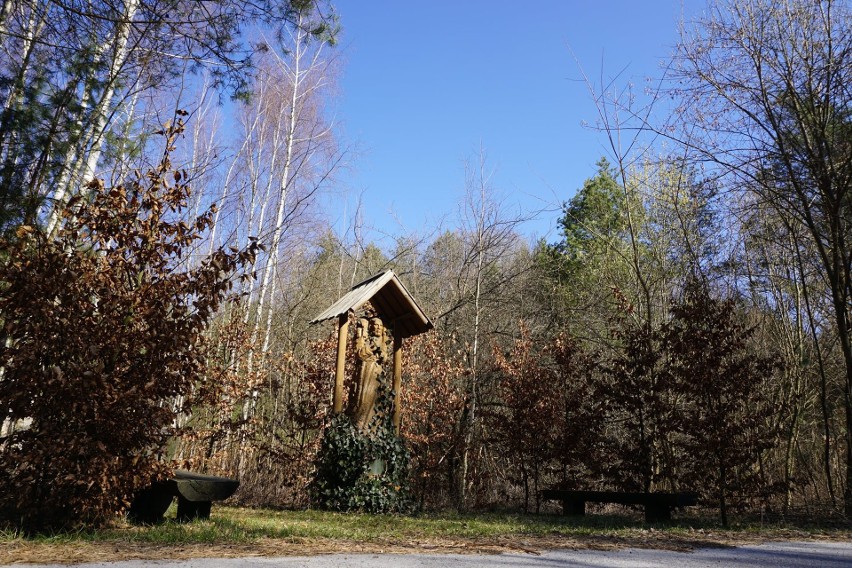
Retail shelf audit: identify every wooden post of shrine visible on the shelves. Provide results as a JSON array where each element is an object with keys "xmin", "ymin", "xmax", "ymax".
[
  {"xmin": 392, "ymin": 334, "xmax": 403, "ymax": 434},
  {"xmin": 333, "ymin": 313, "xmax": 349, "ymax": 414}
]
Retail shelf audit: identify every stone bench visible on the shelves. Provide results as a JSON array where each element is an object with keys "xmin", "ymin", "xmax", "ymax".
[
  {"xmin": 539, "ymin": 489, "xmax": 698, "ymax": 523},
  {"xmin": 128, "ymin": 469, "xmax": 239, "ymax": 523}
]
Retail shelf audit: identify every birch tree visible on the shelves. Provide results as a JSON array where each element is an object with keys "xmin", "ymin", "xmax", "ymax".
[
  {"xmin": 0, "ymin": 0, "xmax": 337, "ymax": 233},
  {"xmin": 197, "ymin": 4, "xmax": 341, "ymax": 470},
  {"xmin": 234, "ymin": 14, "xmax": 339, "ymax": 377}
]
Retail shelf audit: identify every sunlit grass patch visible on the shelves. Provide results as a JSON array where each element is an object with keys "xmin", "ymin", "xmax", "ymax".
[{"xmin": 1, "ymin": 506, "xmax": 850, "ymax": 556}]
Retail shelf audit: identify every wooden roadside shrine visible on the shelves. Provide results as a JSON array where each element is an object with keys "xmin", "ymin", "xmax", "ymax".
[{"xmin": 310, "ymin": 270, "xmax": 432, "ymax": 433}]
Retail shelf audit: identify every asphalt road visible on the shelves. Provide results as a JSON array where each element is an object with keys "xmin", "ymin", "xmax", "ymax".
[{"xmin": 17, "ymin": 541, "xmax": 852, "ymax": 568}]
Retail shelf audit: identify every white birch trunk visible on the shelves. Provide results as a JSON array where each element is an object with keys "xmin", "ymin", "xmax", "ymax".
[
  {"xmin": 257, "ymin": 37, "xmax": 303, "ymax": 366},
  {"xmin": 45, "ymin": 0, "xmax": 140, "ymax": 235}
]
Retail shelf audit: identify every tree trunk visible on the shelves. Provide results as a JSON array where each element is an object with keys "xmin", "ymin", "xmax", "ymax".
[{"xmin": 45, "ymin": 0, "xmax": 141, "ymax": 235}]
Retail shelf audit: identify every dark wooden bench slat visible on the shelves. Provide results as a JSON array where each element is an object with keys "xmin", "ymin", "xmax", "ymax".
[
  {"xmin": 539, "ymin": 489, "xmax": 697, "ymax": 523},
  {"xmin": 171, "ymin": 469, "xmax": 240, "ymax": 502}
]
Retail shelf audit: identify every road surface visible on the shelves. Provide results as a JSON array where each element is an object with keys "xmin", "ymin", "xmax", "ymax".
[{"xmin": 14, "ymin": 541, "xmax": 852, "ymax": 567}]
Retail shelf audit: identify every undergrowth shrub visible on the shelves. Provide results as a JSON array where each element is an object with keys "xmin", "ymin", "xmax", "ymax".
[{"xmin": 0, "ymin": 121, "xmax": 258, "ymax": 532}]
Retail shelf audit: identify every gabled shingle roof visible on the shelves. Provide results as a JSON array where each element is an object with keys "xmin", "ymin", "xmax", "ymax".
[{"xmin": 310, "ymin": 270, "xmax": 433, "ymax": 338}]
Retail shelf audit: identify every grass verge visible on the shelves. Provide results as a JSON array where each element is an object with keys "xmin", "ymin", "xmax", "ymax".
[{"xmin": 1, "ymin": 507, "xmax": 850, "ymax": 565}]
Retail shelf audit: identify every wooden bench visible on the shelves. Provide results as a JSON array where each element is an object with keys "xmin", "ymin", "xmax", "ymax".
[
  {"xmin": 128, "ymin": 470, "xmax": 240, "ymax": 523},
  {"xmin": 539, "ymin": 489, "xmax": 698, "ymax": 523}
]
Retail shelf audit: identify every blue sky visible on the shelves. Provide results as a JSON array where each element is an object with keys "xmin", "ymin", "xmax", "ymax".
[{"xmin": 329, "ymin": 1, "xmax": 702, "ymax": 242}]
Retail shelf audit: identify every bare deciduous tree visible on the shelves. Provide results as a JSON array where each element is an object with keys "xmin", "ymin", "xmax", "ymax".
[{"xmin": 674, "ymin": 0, "xmax": 852, "ymax": 513}]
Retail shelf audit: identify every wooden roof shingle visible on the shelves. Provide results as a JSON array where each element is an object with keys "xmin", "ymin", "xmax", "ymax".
[{"xmin": 310, "ymin": 270, "xmax": 433, "ymax": 338}]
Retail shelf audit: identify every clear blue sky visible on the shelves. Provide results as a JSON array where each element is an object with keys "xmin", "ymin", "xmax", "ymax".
[{"xmin": 330, "ymin": 1, "xmax": 702, "ymax": 242}]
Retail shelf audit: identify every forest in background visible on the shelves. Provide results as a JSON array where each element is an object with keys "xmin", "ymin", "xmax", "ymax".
[{"xmin": 0, "ymin": 0, "xmax": 850, "ymax": 530}]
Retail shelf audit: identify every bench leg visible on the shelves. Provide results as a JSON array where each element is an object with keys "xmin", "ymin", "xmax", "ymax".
[
  {"xmin": 645, "ymin": 504, "xmax": 671, "ymax": 523},
  {"xmin": 176, "ymin": 496, "xmax": 212, "ymax": 521},
  {"xmin": 562, "ymin": 499, "xmax": 585, "ymax": 516},
  {"xmin": 128, "ymin": 484, "xmax": 174, "ymax": 524}
]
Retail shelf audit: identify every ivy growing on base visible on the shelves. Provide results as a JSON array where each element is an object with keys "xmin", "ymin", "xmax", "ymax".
[{"xmin": 310, "ymin": 396, "xmax": 413, "ymax": 514}]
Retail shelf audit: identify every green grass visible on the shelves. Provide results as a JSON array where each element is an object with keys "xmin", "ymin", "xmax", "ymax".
[{"xmin": 1, "ymin": 507, "xmax": 849, "ymax": 548}]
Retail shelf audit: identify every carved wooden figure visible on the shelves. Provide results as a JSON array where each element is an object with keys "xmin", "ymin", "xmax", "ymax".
[
  {"xmin": 311, "ymin": 271, "xmax": 433, "ymax": 434},
  {"xmin": 348, "ymin": 317, "xmax": 391, "ymax": 429}
]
